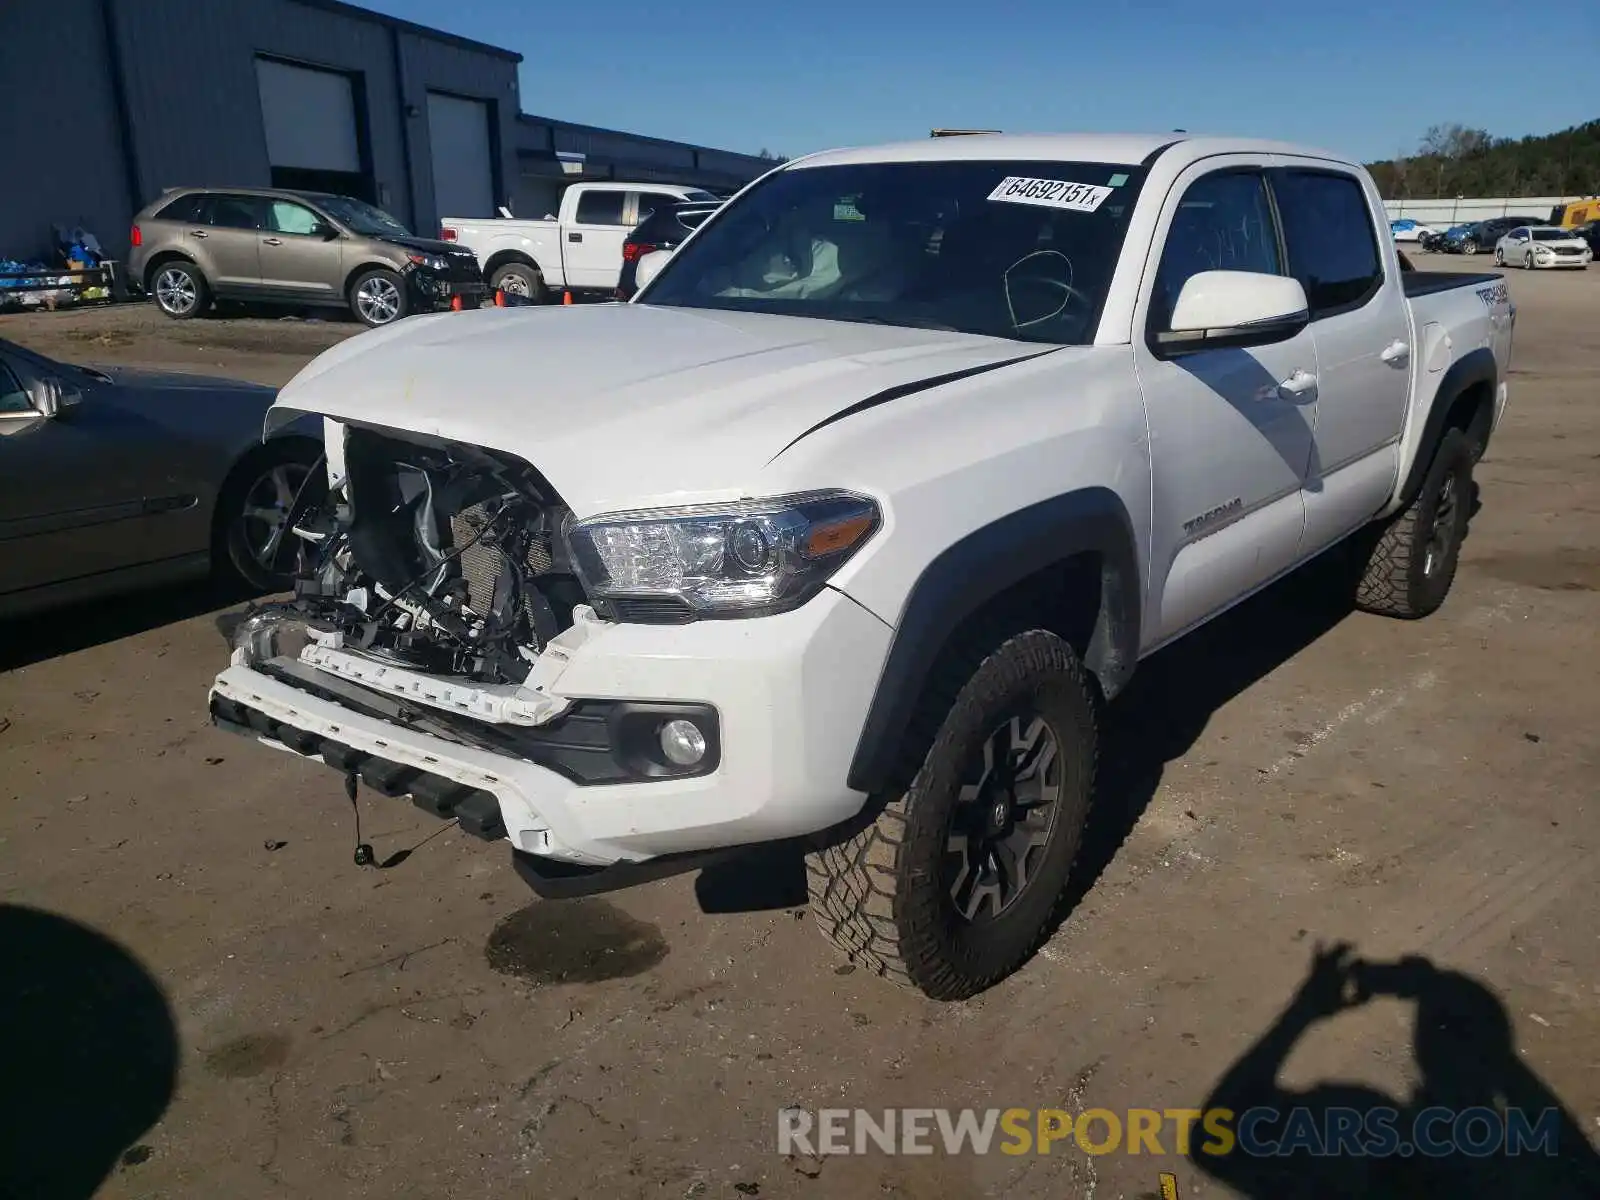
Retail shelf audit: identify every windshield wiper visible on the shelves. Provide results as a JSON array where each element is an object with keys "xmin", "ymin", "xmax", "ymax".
[{"xmin": 834, "ymin": 314, "xmax": 964, "ymax": 333}]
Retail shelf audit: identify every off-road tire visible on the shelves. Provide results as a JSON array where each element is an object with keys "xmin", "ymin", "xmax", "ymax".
[
  {"xmin": 806, "ymin": 628, "xmax": 1097, "ymax": 1000},
  {"xmin": 1353, "ymin": 428, "xmax": 1474, "ymax": 619},
  {"xmin": 489, "ymin": 261, "xmax": 547, "ymax": 303}
]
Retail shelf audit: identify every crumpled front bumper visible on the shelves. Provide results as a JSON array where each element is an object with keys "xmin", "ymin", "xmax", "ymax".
[{"xmin": 208, "ymin": 586, "xmax": 893, "ymax": 869}]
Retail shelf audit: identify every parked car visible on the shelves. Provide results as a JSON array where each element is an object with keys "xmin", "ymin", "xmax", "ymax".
[
  {"xmin": 1450, "ymin": 216, "xmax": 1546, "ymax": 255},
  {"xmin": 1389, "ymin": 218, "xmax": 1435, "ymax": 242},
  {"xmin": 209, "ymin": 131, "xmax": 1515, "ymax": 999},
  {"xmin": 1494, "ymin": 225, "xmax": 1592, "ymax": 269},
  {"xmin": 130, "ymin": 188, "xmax": 486, "ymax": 328},
  {"xmin": 0, "ymin": 337, "xmax": 323, "ymax": 619},
  {"xmin": 615, "ymin": 200, "xmax": 722, "ymax": 300},
  {"xmin": 440, "ymin": 182, "xmax": 720, "ymax": 301}
]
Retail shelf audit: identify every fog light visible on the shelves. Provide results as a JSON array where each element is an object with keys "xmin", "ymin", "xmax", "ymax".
[{"xmin": 659, "ymin": 719, "xmax": 706, "ymax": 766}]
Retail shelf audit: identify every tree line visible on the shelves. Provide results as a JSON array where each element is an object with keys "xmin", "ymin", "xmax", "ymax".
[{"xmin": 1366, "ymin": 120, "xmax": 1600, "ymax": 199}]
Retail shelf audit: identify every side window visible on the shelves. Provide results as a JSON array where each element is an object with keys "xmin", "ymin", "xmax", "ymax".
[
  {"xmin": 0, "ymin": 361, "xmax": 32, "ymax": 415},
  {"xmin": 268, "ymin": 201, "xmax": 324, "ymax": 236},
  {"xmin": 1150, "ymin": 171, "xmax": 1280, "ymax": 331},
  {"xmin": 574, "ymin": 190, "xmax": 626, "ymax": 227},
  {"xmin": 1508, "ymin": 227, "xmax": 1527, "ymax": 240},
  {"xmin": 1272, "ymin": 171, "xmax": 1383, "ymax": 317},
  {"xmin": 635, "ymin": 192, "xmax": 684, "ymax": 224},
  {"xmin": 206, "ymin": 195, "xmax": 266, "ymax": 231},
  {"xmin": 154, "ymin": 193, "xmax": 204, "ymax": 223}
]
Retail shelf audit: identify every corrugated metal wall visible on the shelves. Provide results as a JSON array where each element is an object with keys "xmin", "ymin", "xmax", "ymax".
[
  {"xmin": 0, "ymin": 0, "xmax": 132, "ymax": 261},
  {"xmin": 0, "ymin": 0, "xmax": 772, "ymax": 263}
]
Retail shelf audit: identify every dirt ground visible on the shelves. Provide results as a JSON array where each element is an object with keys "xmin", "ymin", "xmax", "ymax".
[{"xmin": 2, "ymin": 258, "xmax": 1597, "ymax": 1200}]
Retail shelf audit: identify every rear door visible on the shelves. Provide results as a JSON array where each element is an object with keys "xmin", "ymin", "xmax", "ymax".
[
  {"xmin": 1133, "ymin": 161, "xmax": 1319, "ymax": 644},
  {"xmin": 196, "ymin": 194, "xmax": 269, "ymax": 292},
  {"xmin": 1270, "ymin": 165, "xmax": 1412, "ymax": 554},
  {"xmin": 563, "ymin": 188, "xmax": 631, "ymax": 290},
  {"xmin": 259, "ymin": 198, "xmax": 342, "ymax": 299}
]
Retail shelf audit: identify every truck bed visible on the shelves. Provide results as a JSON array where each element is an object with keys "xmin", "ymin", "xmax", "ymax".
[{"xmin": 1403, "ymin": 270, "xmax": 1501, "ymax": 298}]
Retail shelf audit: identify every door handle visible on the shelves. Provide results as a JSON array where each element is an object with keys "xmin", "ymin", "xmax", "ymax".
[
  {"xmin": 262, "ymin": 237, "xmax": 283, "ymax": 246},
  {"xmin": 1379, "ymin": 339, "xmax": 1410, "ymax": 365},
  {"xmin": 190, "ymin": 230, "xmax": 208, "ymax": 238},
  {"xmin": 1276, "ymin": 369, "xmax": 1318, "ymax": 399},
  {"xmin": 568, "ymin": 232, "xmax": 583, "ymax": 243}
]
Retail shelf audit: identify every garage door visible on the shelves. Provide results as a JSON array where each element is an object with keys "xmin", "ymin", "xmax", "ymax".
[
  {"xmin": 255, "ymin": 58, "xmax": 361, "ymax": 173},
  {"xmin": 428, "ymin": 93, "xmax": 495, "ymax": 219}
]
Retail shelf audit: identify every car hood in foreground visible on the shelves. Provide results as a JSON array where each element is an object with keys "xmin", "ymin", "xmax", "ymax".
[{"xmin": 267, "ymin": 303, "xmax": 1064, "ymax": 515}]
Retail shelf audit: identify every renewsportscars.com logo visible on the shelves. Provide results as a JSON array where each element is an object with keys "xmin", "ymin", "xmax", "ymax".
[{"xmin": 776, "ymin": 1105, "xmax": 1565, "ymax": 1160}]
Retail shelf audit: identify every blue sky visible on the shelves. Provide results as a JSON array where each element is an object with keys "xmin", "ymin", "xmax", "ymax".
[{"xmin": 363, "ymin": 0, "xmax": 1595, "ymax": 163}]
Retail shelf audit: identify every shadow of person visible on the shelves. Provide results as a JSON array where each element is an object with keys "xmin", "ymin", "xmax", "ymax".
[
  {"xmin": 1190, "ymin": 942, "xmax": 1600, "ymax": 1198},
  {"xmin": 0, "ymin": 904, "xmax": 178, "ymax": 1200}
]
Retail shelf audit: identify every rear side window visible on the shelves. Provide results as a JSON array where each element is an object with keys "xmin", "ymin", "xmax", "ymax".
[
  {"xmin": 1272, "ymin": 171, "xmax": 1382, "ymax": 317},
  {"xmin": 574, "ymin": 191, "xmax": 626, "ymax": 226},
  {"xmin": 1150, "ymin": 171, "xmax": 1281, "ymax": 332},
  {"xmin": 154, "ymin": 193, "xmax": 204, "ymax": 222},
  {"xmin": 204, "ymin": 195, "xmax": 267, "ymax": 231}
]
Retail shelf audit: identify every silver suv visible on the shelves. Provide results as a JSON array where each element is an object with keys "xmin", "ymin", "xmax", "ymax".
[{"xmin": 129, "ymin": 188, "xmax": 486, "ymax": 327}]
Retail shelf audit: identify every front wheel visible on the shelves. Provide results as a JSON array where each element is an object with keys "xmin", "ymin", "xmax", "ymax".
[
  {"xmin": 807, "ymin": 628, "xmax": 1097, "ymax": 1000},
  {"xmin": 349, "ymin": 267, "xmax": 408, "ymax": 328},
  {"xmin": 1494, "ymin": 248, "xmax": 1505, "ymax": 266},
  {"xmin": 1524, "ymin": 252, "xmax": 1536, "ymax": 270},
  {"xmin": 1462, "ymin": 238, "xmax": 1478, "ymax": 255}
]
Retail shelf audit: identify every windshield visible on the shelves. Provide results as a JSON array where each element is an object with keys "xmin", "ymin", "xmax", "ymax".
[
  {"xmin": 640, "ymin": 159, "xmax": 1147, "ymax": 344},
  {"xmin": 1531, "ymin": 228, "xmax": 1574, "ymax": 241},
  {"xmin": 314, "ymin": 196, "xmax": 412, "ymax": 237}
]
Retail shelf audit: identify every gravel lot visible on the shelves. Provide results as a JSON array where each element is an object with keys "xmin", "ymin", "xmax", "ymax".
[{"xmin": 3, "ymin": 257, "xmax": 1597, "ymax": 1199}]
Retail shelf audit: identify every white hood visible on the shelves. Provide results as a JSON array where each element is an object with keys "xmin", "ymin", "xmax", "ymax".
[{"xmin": 268, "ymin": 303, "xmax": 1046, "ymax": 515}]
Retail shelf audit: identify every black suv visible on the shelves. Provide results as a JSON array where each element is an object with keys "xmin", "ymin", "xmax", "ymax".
[
  {"xmin": 615, "ymin": 200, "xmax": 722, "ymax": 300},
  {"xmin": 1456, "ymin": 216, "xmax": 1546, "ymax": 255}
]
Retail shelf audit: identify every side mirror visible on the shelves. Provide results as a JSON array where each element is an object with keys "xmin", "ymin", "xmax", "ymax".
[
  {"xmin": 1157, "ymin": 270, "xmax": 1309, "ymax": 353},
  {"xmin": 30, "ymin": 376, "xmax": 82, "ymax": 419},
  {"xmin": 632, "ymin": 248, "xmax": 674, "ymax": 293},
  {"xmin": 319, "ymin": 226, "xmax": 341, "ymax": 241}
]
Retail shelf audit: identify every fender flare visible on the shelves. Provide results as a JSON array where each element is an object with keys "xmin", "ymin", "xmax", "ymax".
[
  {"xmin": 846, "ymin": 487, "xmax": 1142, "ymax": 794},
  {"xmin": 1396, "ymin": 346, "xmax": 1497, "ymax": 507}
]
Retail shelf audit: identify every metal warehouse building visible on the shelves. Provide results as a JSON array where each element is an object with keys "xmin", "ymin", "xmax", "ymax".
[{"xmin": 0, "ymin": 0, "xmax": 771, "ymax": 263}]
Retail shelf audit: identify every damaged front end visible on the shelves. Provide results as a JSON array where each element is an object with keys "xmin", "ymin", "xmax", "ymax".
[{"xmin": 227, "ymin": 425, "xmax": 595, "ymax": 724}]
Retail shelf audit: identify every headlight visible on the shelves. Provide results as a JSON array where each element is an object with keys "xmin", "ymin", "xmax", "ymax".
[
  {"xmin": 566, "ymin": 490, "xmax": 880, "ymax": 621},
  {"xmin": 407, "ymin": 252, "xmax": 449, "ymax": 272}
]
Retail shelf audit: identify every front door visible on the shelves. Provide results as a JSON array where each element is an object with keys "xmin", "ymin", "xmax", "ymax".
[
  {"xmin": 195, "ymin": 194, "xmax": 268, "ymax": 292},
  {"xmin": 1271, "ymin": 165, "xmax": 1414, "ymax": 554},
  {"xmin": 259, "ymin": 198, "xmax": 342, "ymax": 300},
  {"xmin": 564, "ymin": 189, "xmax": 631, "ymax": 290},
  {"xmin": 0, "ymin": 357, "xmax": 176, "ymax": 596},
  {"xmin": 1133, "ymin": 163, "xmax": 1319, "ymax": 645}
]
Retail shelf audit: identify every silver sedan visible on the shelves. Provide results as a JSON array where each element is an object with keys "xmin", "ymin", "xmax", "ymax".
[{"xmin": 0, "ymin": 338, "xmax": 324, "ymax": 619}]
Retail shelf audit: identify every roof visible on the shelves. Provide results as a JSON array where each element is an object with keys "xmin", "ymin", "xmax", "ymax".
[
  {"xmin": 789, "ymin": 132, "xmax": 1353, "ymax": 170},
  {"xmin": 290, "ymin": 0, "xmax": 522, "ymax": 62}
]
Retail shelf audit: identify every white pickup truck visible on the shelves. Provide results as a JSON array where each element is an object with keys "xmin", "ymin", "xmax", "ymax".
[
  {"xmin": 212, "ymin": 132, "xmax": 1514, "ymax": 999},
  {"xmin": 440, "ymin": 181, "xmax": 719, "ymax": 301}
]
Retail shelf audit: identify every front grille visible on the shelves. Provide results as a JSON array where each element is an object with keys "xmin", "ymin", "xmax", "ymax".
[{"xmin": 444, "ymin": 251, "xmax": 484, "ymax": 283}]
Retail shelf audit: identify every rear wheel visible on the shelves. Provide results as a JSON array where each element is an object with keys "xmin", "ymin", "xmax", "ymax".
[
  {"xmin": 216, "ymin": 442, "xmax": 326, "ymax": 592},
  {"xmin": 489, "ymin": 261, "xmax": 547, "ymax": 303},
  {"xmin": 1352, "ymin": 428, "xmax": 1474, "ymax": 619},
  {"xmin": 807, "ymin": 628, "xmax": 1097, "ymax": 1000},
  {"xmin": 151, "ymin": 261, "xmax": 209, "ymax": 319},
  {"xmin": 349, "ymin": 267, "xmax": 408, "ymax": 328}
]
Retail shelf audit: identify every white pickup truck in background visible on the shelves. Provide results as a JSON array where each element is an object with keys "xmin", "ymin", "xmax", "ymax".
[
  {"xmin": 213, "ymin": 132, "xmax": 1515, "ymax": 999},
  {"xmin": 441, "ymin": 181, "xmax": 720, "ymax": 301}
]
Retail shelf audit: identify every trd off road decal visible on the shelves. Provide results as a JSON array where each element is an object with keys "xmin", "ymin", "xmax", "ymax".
[
  {"xmin": 1475, "ymin": 282, "xmax": 1509, "ymax": 306},
  {"xmin": 1182, "ymin": 496, "xmax": 1243, "ymax": 536}
]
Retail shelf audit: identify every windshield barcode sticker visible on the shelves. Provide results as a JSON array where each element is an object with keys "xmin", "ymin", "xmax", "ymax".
[{"xmin": 988, "ymin": 177, "xmax": 1113, "ymax": 213}]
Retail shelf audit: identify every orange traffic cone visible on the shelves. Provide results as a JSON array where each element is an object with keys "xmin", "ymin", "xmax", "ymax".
[
  {"xmin": 494, "ymin": 289, "xmax": 506, "ymax": 307},
  {"xmin": 562, "ymin": 290, "xmax": 573, "ymax": 305},
  {"xmin": 449, "ymin": 294, "xmax": 464, "ymax": 311}
]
